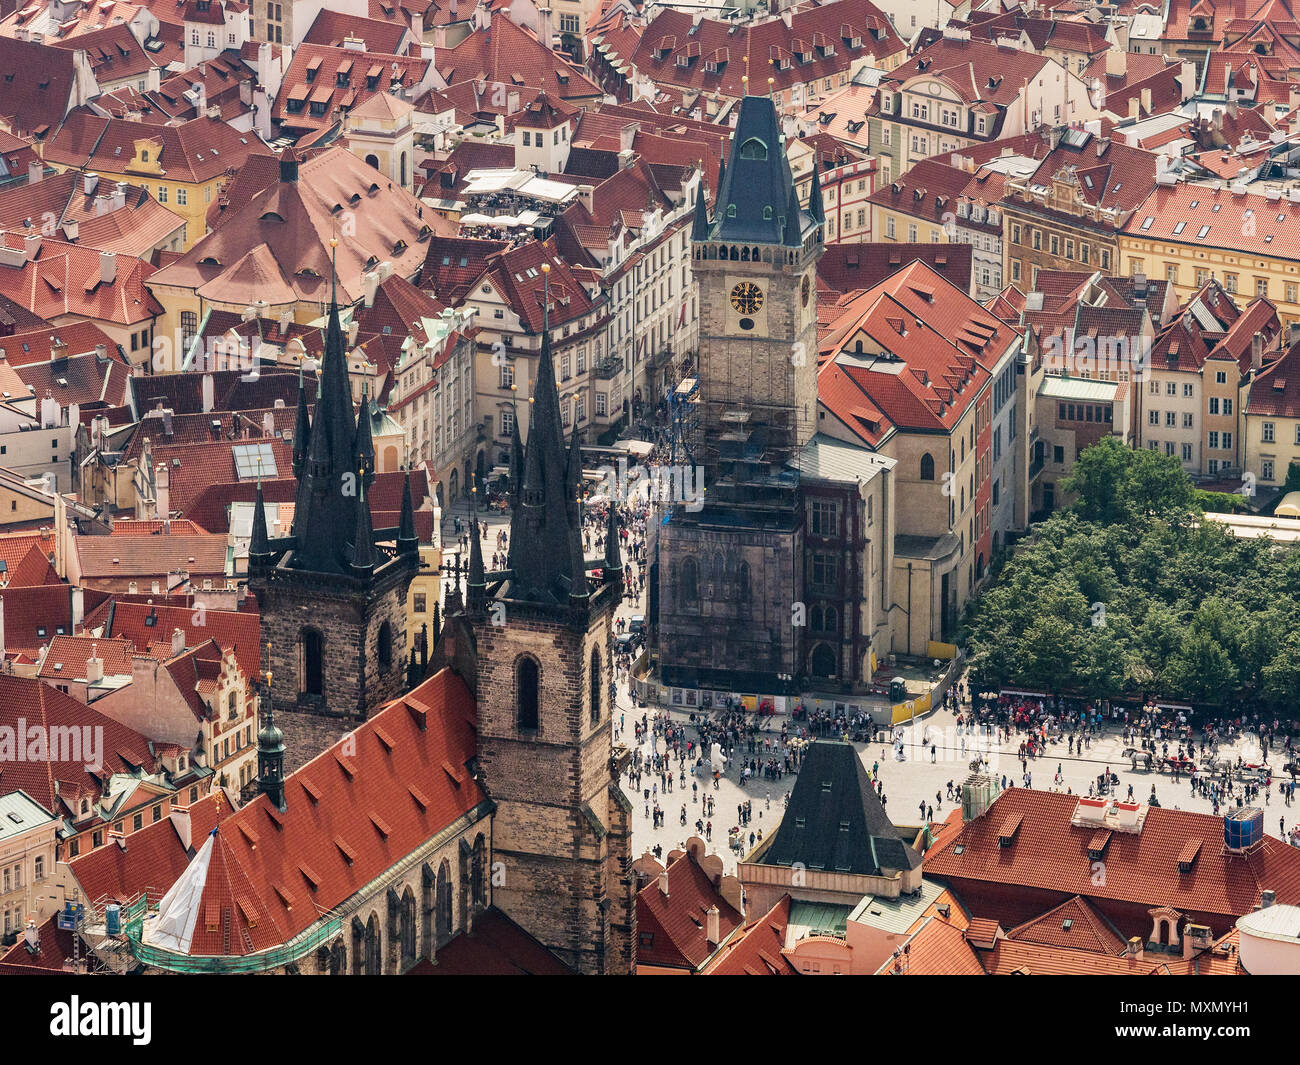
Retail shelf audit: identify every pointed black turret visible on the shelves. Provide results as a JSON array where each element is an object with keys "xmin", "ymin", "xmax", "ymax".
[
  {"xmin": 807, "ymin": 155, "xmax": 826, "ymax": 226},
  {"xmin": 397, "ymin": 465, "xmax": 418, "ymax": 555},
  {"xmin": 691, "ymin": 183, "xmax": 710, "ymax": 242},
  {"xmin": 355, "ymin": 382, "xmax": 375, "ymax": 492},
  {"xmin": 507, "ymin": 402, "xmax": 524, "ymax": 509},
  {"xmin": 248, "ymin": 475, "xmax": 272, "ymax": 568},
  {"xmin": 351, "ymin": 474, "xmax": 376, "ymax": 575},
  {"xmin": 467, "ymin": 489, "xmax": 486, "ymax": 610},
  {"xmin": 292, "ymin": 362, "xmax": 310, "ymax": 480},
  {"xmin": 604, "ymin": 500, "xmax": 623, "ymax": 582}
]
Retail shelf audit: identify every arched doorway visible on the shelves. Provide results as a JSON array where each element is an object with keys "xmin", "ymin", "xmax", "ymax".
[
  {"xmin": 810, "ymin": 643, "xmax": 837, "ymax": 678},
  {"xmin": 448, "ymin": 468, "xmax": 459, "ymax": 500},
  {"xmin": 300, "ymin": 628, "xmax": 324, "ymax": 697},
  {"xmin": 475, "ymin": 450, "xmax": 486, "ymax": 493}
]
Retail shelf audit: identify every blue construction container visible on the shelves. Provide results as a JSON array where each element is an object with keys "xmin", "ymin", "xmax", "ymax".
[
  {"xmin": 105, "ymin": 903, "xmax": 121, "ymax": 936},
  {"xmin": 1224, "ymin": 807, "xmax": 1264, "ymax": 850}
]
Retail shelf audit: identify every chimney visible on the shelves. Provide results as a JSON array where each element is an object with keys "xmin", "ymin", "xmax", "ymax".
[
  {"xmin": 279, "ymin": 151, "xmax": 299, "ymax": 183},
  {"xmin": 1182, "ymin": 923, "xmax": 1213, "ymax": 959},
  {"xmin": 363, "ymin": 271, "xmax": 379, "ymax": 308},
  {"xmin": 71, "ymin": 586, "xmax": 84, "ymax": 632},
  {"xmin": 1140, "ymin": 87, "xmax": 1152, "ymax": 115},
  {"xmin": 1253, "ymin": 333, "xmax": 1264, "ymax": 371},
  {"xmin": 347, "ymin": 320, "xmax": 359, "ymax": 345},
  {"xmin": 28, "ymin": 160, "xmax": 44, "ymax": 184},
  {"xmin": 658, "ymin": 867, "xmax": 669, "ymax": 896},
  {"xmin": 1126, "ymin": 936, "xmax": 1143, "ymax": 960},
  {"xmin": 85, "ymin": 643, "xmax": 103, "ymax": 683},
  {"xmin": 23, "ymin": 920, "xmax": 38, "ymax": 951},
  {"xmin": 705, "ymin": 905, "xmax": 721, "ymax": 946},
  {"xmin": 538, "ymin": 4, "xmax": 554, "ymax": 48},
  {"xmin": 99, "ymin": 250, "xmax": 117, "ymax": 285},
  {"xmin": 156, "ymin": 461, "xmax": 170, "ymax": 519},
  {"xmin": 1289, "ymin": 321, "xmax": 1300, "ymax": 349},
  {"xmin": 110, "ymin": 183, "xmax": 127, "ymax": 212},
  {"xmin": 262, "ymin": 411, "xmax": 274, "ymax": 437},
  {"xmin": 170, "ymin": 627, "xmax": 186, "ymax": 657},
  {"xmin": 24, "ymin": 233, "xmax": 42, "ymax": 262},
  {"xmin": 1105, "ymin": 46, "xmax": 1125, "ymax": 78},
  {"xmin": 1262, "ymin": 888, "xmax": 1276, "ymax": 908},
  {"xmin": 278, "ymin": 309, "xmax": 292, "ymax": 333},
  {"xmin": 201, "ymin": 373, "xmax": 215, "ymax": 413},
  {"xmin": 83, "ymin": 173, "xmax": 99, "ymax": 197}
]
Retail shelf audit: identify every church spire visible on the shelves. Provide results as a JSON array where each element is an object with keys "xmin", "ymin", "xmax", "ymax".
[
  {"xmin": 397, "ymin": 463, "xmax": 418, "ymax": 554},
  {"xmin": 292, "ymin": 361, "xmax": 310, "ymax": 480},
  {"xmin": 504, "ymin": 264, "xmax": 588, "ymax": 605},
  {"xmin": 467, "ymin": 487, "xmax": 485, "ymax": 610},
  {"xmin": 351, "ymin": 469, "xmax": 376, "ymax": 575},
  {"xmin": 691, "ymin": 182, "xmax": 710, "ymax": 242},
  {"xmin": 603, "ymin": 500, "xmax": 623, "ymax": 585},
  {"xmin": 249, "ymin": 471, "xmax": 271, "ymax": 567},
  {"xmin": 287, "ymin": 238, "xmax": 359, "ymax": 573},
  {"xmin": 808, "ymin": 155, "xmax": 826, "ymax": 225},
  {"xmin": 355, "ymin": 380, "xmax": 375, "ymax": 491}
]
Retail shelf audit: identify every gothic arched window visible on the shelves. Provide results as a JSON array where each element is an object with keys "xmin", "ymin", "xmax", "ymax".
[
  {"xmin": 738, "ymin": 561, "xmax": 751, "ymax": 601},
  {"xmin": 590, "ymin": 647, "xmax": 602, "ymax": 726},
  {"xmin": 739, "ymin": 137, "xmax": 768, "ymax": 160},
  {"xmin": 400, "ymin": 888, "xmax": 417, "ymax": 971},
  {"xmin": 471, "ymin": 834, "xmax": 487, "ymax": 909},
  {"xmin": 680, "ymin": 556, "xmax": 698, "ymax": 603},
  {"xmin": 516, "ymin": 656, "xmax": 540, "ymax": 731},
  {"xmin": 920, "ymin": 453, "xmax": 935, "ymax": 481},
  {"xmin": 436, "ymin": 860, "xmax": 452, "ymax": 944},
  {"xmin": 377, "ymin": 620, "xmax": 393, "ymax": 670}
]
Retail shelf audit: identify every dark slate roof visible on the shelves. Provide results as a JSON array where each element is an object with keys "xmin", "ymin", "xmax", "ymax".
[
  {"xmin": 761, "ymin": 740, "xmax": 921, "ymax": 876},
  {"xmin": 705, "ymin": 95, "xmax": 815, "ymax": 248}
]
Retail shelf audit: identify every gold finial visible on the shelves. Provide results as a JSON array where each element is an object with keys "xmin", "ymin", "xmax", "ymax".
[{"xmin": 213, "ymin": 789, "xmax": 223, "ymax": 813}]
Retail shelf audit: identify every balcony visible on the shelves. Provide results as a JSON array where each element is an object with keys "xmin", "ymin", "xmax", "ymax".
[{"xmin": 594, "ymin": 356, "xmax": 623, "ymax": 380}]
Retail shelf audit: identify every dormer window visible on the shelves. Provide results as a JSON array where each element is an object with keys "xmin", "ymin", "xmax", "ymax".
[{"xmin": 738, "ymin": 137, "xmax": 768, "ymax": 161}]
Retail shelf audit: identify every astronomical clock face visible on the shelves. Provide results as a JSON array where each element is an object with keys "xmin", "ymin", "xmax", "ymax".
[{"xmin": 730, "ymin": 281, "xmax": 764, "ymax": 315}]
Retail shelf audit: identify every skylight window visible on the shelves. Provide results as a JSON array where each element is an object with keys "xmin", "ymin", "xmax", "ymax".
[
  {"xmin": 233, "ymin": 441, "xmax": 277, "ymax": 480},
  {"xmin": 1189, "ymin": 200, "xmax": 1199, "ymax": 208},
  {"xmin": 1197, "ymin": 224, "xmax": 1211, "ymax": 238},
  {"xmin": 1172, "ymin": 221, "xmax": 1186, "ymax": 235},
  {"xmin": 1140, "ymin": 216, "xmax": 1154, "ymax": 230}
]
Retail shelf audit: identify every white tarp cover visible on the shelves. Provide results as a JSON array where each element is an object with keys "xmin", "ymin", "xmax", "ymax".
[{"xmin": 145, "ymin": 828, "xmax": 216, "ymax": 954}]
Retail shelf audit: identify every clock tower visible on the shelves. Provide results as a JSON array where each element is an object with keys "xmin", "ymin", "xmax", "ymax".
[
  {"xmin": 690, "ymin": 93, "xmax": 824, "ymax": 475},
  {"xmin": 654, "ymin": 95, "xmax": 826, "ymax": 697}
]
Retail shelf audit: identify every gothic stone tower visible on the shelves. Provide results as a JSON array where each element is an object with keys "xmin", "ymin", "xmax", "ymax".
[
  {"xmin": 467, "ymin": 309, "xmax": 635, "ymax": 975},
  {"xmin": 656, "ymin": 95, "xmax": 825, "ymax": 695},
  {"xmin": 248, "ymin": 296, "xmax": 419, "ymax": 721}
]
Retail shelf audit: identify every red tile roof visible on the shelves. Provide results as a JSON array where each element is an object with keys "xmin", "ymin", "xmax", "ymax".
[
  {"xmin": 635, "ymin": 849, "xmax": 744, "ymax": 970},
  {"xmin": 302, "ymin": 9, "xmax": 411, "ymax": 54},
  {"xmin": 0, "ymin": 235, "xmax": 161, "ymax": 326},
  {"xmin": 408, "ymin": 907, "xmax": 573, "ymax": 974},
  {"xmin": 273, "ymin": 43, "xmax": 430, "ymax": 133},
  {"xmin": 438, "ymin": 15, "xmax": 602, "ymax": 101},
  {"xmin": 154, "ymin": 667, "xmax": 487, "ymax": 956},
  {"xmin": 44, "ymin": 111, "xmax": 259, "ymax": 185},
  {"xmin": 103, "ymin": 599, "xmax": 261, "ymax": 683},
  {"xmin": 73, "ymin": 530, "xmax": 229, "ymax": 580},
  {"xmin": 924, "ymin": 789, "xmax": 1300, "ymax": 927},
  {"xmin": 700, "ymin": 894, "xmax": 798, "ymax": 975},
  {"xmin": 1004, "ymin": 895, "xmax": 1128, "ymax": 955},
  {"xmin": 0, "ymin": 917, "xmax": 76, "ymax": 974},
  {"xmin": 625, "ymin": 3, "xmax": 903, "ymax": 102},
  {"xmin": 67, "ymin": 792, "xmax": 227, "ymax": 909},
  {"xmin": 0, "ymin": 675, "xmax": 159, "ymax": 812},
  {"xmin": 0, "ymin": 37, "xmax": 81, "ymax": 138},
  {"xmin": 38, "ymin": 633, "xmax": 135, "ymax": 679},
  {"xmin": 875, "ymin": 913, "xmax": 985, "ymax": 975},
  {"xmin": 1125, "ymin": 182, "xmax": 1300, "ymax": 259}
]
